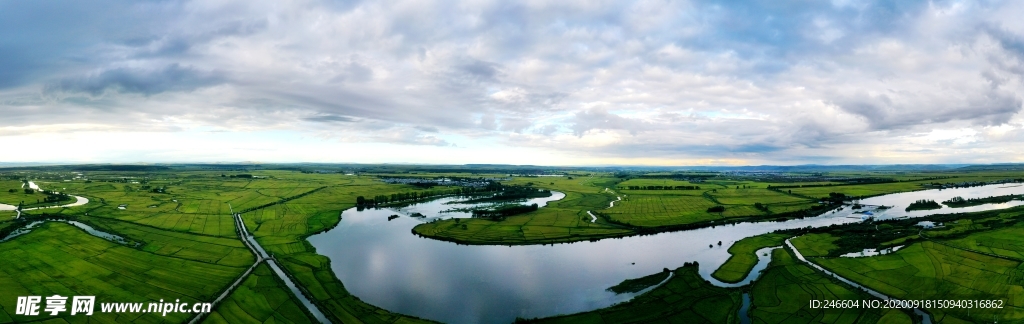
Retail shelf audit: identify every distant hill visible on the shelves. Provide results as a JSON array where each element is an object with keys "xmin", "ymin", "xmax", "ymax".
[
  {"xmin": 2, "ymin": 162, "xmax": 1023, "ymax": 173},
  {"xmin": 954, "ymin": 163, "xmax": 1024, "ymax": 171},
  {"xmin": 676, "ymin": 164, "xmax": 968, "ymax": 172}
]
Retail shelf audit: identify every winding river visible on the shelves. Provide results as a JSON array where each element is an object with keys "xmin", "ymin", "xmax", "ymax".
[
  {"xmin": 307, "ymin": 183, "xmax": 1024, "ymax": 323},
  {"xmin": 2, "ymin": 181, "xmax": 90, "ymax": 216}
]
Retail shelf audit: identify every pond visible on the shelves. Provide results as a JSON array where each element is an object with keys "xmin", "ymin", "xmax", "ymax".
[{"xmin": 307, "ymin": 183, "xmax": 1024, "ymax": 324}]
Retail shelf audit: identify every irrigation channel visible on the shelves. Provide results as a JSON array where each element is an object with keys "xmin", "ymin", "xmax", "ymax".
[
  {"xmin": 191, "ymin": 208, "xmax": 331, "ymax": 324},
  {"xmin": 307, "ymin": 184, "xmax": 1024, "ymax": 324}
]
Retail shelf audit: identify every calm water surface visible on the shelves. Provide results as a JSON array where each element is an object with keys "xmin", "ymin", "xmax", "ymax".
[{"xmin": 307, "ymin": 184, "xmax": 1024, "ymax": 324}]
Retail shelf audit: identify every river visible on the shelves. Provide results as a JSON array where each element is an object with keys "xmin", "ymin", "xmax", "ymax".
[{"xmin": 254, "ymin": 183, "xmax": 1024, "ymax": 323}]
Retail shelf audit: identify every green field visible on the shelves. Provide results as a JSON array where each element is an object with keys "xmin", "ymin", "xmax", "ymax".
[
  {"xmin": 202, "ymin": 264, "xmax": 316, "ymax": 324},
  {"xmin": 786, "ymin": 207, "xmax": 1024, "ymax": 323},
  {"xmin": 238, "ymin": 178, "xmax": 439, "ymax": 323},
  {"xmin": 412, "ymin": 175, "xmax": 634, "ymax": 244},
  {"xmin": 3, "ymin": 166, "xmax": 1024, "ymax": 324},
  {"xmin": 751, "ymin": 248, "xmax": 913, "ymax": 324},
  {"xmin": 789, "ymin": 233, "xmax": 841, "ymax": 257},
  {"xmin": 0, "ymin": 222, "xmax": 246, "ymax": 323},
  {"xmin": 814, "ymin": 241, "xmax": 1024, "ymax": 323},
  {"xmin": 712, "ymin": 233, "xmax": 790, "ymax": 283}
]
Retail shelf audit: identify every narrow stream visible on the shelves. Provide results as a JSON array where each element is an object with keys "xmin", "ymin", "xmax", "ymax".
[
  {"xmin": 236, "ymin": 213, "xmax": 330, "ymax": 323},
  {"xmin": 0, "ymin": 219, "xmax": 132, "ymax": 245},
  {"xmin": 739, "ymin": 293, "xmax": 752, "ymax": 324}
]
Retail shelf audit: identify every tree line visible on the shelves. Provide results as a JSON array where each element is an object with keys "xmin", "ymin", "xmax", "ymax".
[
  {"xmin": 357, "ymin": 181, "xmax": 504, "ymax": 207},
  {"xmin": 621, "ymin": 185, "xmax": 701, "ymax": 190},
  {"xmin": 472, "ymin": 203, "xmax": 539, "ymax": 219}
]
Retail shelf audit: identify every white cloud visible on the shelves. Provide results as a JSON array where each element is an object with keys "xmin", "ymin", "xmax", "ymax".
[{"xmin": 1, "ymin": 0, "xmax": 1024, "ymax": 165}]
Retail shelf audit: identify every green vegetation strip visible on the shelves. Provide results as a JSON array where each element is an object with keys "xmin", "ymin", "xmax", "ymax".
[
  {"xmin": 520, "ymin": 263, "xmax": 741, "ymax": 324},
  {"xmin": 943, "ymin": 194, "xmax": 1023, "ymax": 208},
  {"xmin": 711, "ymin": 233, "xmax": 790, "ymax": 283},
  {"xmin": 605, "ymin": 269, "xmax": 671, "ymax": 295}
]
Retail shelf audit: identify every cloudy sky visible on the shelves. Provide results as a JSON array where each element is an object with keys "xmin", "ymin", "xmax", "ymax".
[{"xmin": 2, "ymin": 0, "xmax": 1024, "ymax": 165}]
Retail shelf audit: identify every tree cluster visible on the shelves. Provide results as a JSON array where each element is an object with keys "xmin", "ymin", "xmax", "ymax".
[
  {"xmin": 905, "ymin": 199, "xmax": 941, "ymax": 211},
  {"xmin": 356, "ymin": 184, "xmax": 504, "ymax": 207},
  {"xmin": 471, "ymin": 203, "xmax": 538, "ymax": 219}
]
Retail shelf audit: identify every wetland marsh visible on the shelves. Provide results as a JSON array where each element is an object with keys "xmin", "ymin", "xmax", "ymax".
[{"xmin": 4, "ymin": 167, "xmax": 1024, "ymax": 324}]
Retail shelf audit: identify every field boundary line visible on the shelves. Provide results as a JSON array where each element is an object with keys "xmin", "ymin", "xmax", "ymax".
[
  {"xmin": 785, "ymin": 238, "xmax": 933, "ymax": 324},
  {"xmin": 188, "ymin": 259, "xmax": 264, "ymax": 324},
  {"xmin": 920, "ymin": 232, "xmax": 1024, "ymax": 263}
]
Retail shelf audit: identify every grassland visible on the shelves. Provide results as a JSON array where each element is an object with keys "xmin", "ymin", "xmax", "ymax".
[
  {"xmin": 813, "ymin": 241, "xmax": 1024, "ymax": 323},
  {"xmin": 712, "ymin": 233, "xmax": 790, "ymax": 283},
  {"xmin": 4, "ymin": 170, "xmax": 439, "ymax": 324},
  {"xmin": 408, "ymin": 170, "xmax": 1024, "ymax": 244},
  {"xmin": 4, "ymin": 167, "xmax": 1024, "ymax": 324},
  {"xmin": 0, "ymin": 221, "xmax": 246, "ymax": 323},
  {"xmin": 750, "ymin": 248, "xmax": 913, "ymax": 324},
  {"xmin": 0, "ymin": 179, "xmax": 77, "ymax": 209},
  {"xmin": 602, "ymin": 188, "xmax": 819, "ymax": 228},
  {"xmin": 202, "ymin": 263, "xmax": 316, "ymax": 324},
  {"xmin": 238, "ymin": 176, "xmax": 440, "ymax": 323},
  {"xmin": 412, "ymin": 175, "xmax": 634, "ymax": 244},
  {"xmin": 786, "ymin": 182, "xmax": 929, "ymax": 200},
  {"xmin": 785, "ymin": 206, "xmax": 1024, "ymax": 323},
  {"xmin": 789, "ymin": 233, "xmax": 841, "ymax": 257},
  {"xmin": 523, "ymin": 264, "xmax": 742, "ymax": 324}
]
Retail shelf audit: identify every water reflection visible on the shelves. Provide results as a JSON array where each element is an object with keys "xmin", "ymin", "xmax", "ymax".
[{"xmin": 308, "ymin": 183, "xmax": 1023, "ymax": 324}]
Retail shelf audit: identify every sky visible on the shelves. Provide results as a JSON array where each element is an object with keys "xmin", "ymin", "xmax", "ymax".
[{"xmin": 2, "ymin": 0, "xmax": 1024, "ymax": 166}]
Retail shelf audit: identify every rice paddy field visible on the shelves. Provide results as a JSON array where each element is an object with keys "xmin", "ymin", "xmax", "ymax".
[
  {"xmin": 0, "ymin": 221, "xmax": 246, "ymax": 323},
  {"xmin": 789, "ymin": 206, "xmax": 1024, "ymax": 323},
  {"xmin": 750, "ymin": 248, "xmax": 913, "ymax": 324},
  {"xmin": 813, "ymin": 241, "xmax": 1024, "ymax": 323},
  {"xmin": 202, "ymin": 264, "xmax": 316, "ymax": 324},
  {"xmin": 2, "ymin": 166, "xmax": 1024, "ymax": 324}
]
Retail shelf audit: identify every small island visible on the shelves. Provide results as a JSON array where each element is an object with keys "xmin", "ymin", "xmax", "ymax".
[
  {"xmin": 943, "ymin": 195, "xmax": 1023, "ymax": 208},
  {"xmin": 905, "ymin": 199, "xmax": 941, "ymax": 211}
]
